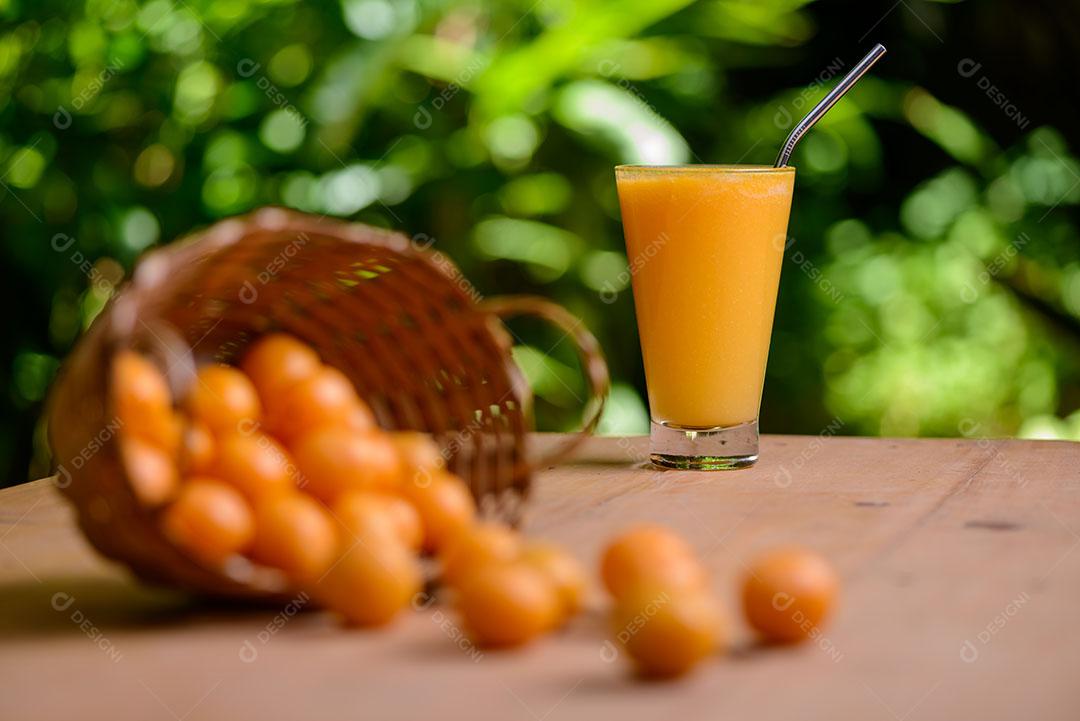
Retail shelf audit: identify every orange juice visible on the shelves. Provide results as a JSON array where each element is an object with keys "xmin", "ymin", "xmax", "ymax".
[{"xmin": 615, "ymin": 165, "xmax": 795, "ymax": 431}]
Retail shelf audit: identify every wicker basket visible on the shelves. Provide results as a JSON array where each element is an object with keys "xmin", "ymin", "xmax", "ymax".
[{"xmin": 46, "ymin": 207, "xmax": 608, "ymax": 599}]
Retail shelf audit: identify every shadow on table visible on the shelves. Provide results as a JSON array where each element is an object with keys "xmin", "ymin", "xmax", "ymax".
[{"xmin": 0, "ymin": 574, "xmax": 280, "ymax": 639}]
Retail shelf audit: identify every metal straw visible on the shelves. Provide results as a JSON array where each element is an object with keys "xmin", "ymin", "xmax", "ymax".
[{"xmin": 774, "ymin": 43, "xmax": 887, "ymax": 167}]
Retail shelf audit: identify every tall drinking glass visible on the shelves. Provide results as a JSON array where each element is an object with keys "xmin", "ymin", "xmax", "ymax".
[{"xmin": 615, "ymin": 165, "xmax": 795, "ymax": 470}]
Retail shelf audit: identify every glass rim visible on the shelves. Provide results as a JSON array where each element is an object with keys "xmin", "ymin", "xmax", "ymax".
[{"xmin": 615, "ymin": 164, "xmax": 794, "ymax": 174}]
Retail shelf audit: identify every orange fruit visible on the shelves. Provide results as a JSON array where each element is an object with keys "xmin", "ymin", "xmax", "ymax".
[
  {"xmin": 378, "ymin": 494, "xmax": 424, "ymax": 552},
  {"xmin": 213, "ymin": 433, "xmax": 297, "ymax": 501},
  {"xmin": 265, "ymin": 366, "xmax": 373, "ymax": 443},
  {"xmin": 241, "ymin": 333, "xmax": 321, "ymax": 400},
  {"xmin": 111, "ymin": 350, "xmax": 180, "ymax": 453},
  {"xmin": 184, "ymin": 364, "xmax": 261, "ymax": 435},
  {"xmin": 341, "ymin": 407, "xmax": 377, "ymax": 433},
  {"xmin": 439, "ymin": 523, "xmax": 522, "ymax": 587},
  {"xmin": 180, "ymin": 419, "xmax": 216, "ymax": 475},
  {"xmin": 333, "ymin": 491, "xmax": 422, "ymax": 551},
  {"xmin": 331, "ymin": 490, "xmax": 402, "ymax": 542},
  {"xmin": 612, "ymin": 586, "xmax": 725, "ymax": 678},
  {"xmin": 402, "ymin": 470, "xmax": 476, "ymax": 552},
  {"xmin": 522, "ymin": 543, "xmax": 587, "ymax": 622},
  {"xmin": 251, "ymin": 493, "xmax": 338, "ymax": 583},
  {"xmin": 291, "ymin": 427, "xmax": 401, "ymax": 502},
  {"xmin": 741, "ymin": 547, "xmax": 839, "ymax": 643},
  {"xmin": 315, "ymin": 536, "xmax": 422, "ymax": 627},
  {"xmin": 390, "ymin": 431, "xmax": 444, "ymax": 486},
  {"xmin": 456, "ymin": 562, "xmax": 560, "ymax": 648},
  {"xmin": 120, "ymin": 436, "xmax": 179, "ymax": 507},
  {"xmin": 161, "ymin": 478, "xmax": 255, "ymax": 565},
  {"xmin": 600, "ymin": 525, "xmax": 707, "ymax": 598},
  {"xmin": 112, "ymin": 350, "xmax": 170, "ymax": 408}
]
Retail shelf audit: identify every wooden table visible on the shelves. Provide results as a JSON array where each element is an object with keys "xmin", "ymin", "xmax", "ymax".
[{"xmin": 2, "ymin": 434, "xmax": 1079, "ymax": 721}]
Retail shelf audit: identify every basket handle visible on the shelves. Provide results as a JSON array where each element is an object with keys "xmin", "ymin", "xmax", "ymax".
[{"xmin": 480, "ymin": 295, "xmax": 609, "ymax": 470}]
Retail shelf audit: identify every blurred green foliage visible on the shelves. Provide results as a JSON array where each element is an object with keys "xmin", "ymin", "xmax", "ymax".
[{"xmin": 1, "ymin": 0, "xmax": 1078, "ymax": 484}]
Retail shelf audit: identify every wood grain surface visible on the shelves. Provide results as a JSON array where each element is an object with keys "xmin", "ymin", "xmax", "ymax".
[{"xmin": 2, "ymin": 434, "xmax": 1078, "ymax": 721}]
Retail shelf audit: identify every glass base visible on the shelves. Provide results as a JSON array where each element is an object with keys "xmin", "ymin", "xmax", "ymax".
[{"xmin": 649, "ymin": 420, "xmax": 758, "ymax": 470}]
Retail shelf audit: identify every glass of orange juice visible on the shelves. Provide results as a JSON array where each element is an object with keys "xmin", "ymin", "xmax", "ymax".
[{"xmin": 615, "ymin": 164, "xmax": 795, "ymax": 470}]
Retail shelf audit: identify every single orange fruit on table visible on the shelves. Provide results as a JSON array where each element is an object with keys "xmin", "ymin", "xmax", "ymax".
[
  {"xmin": 741, "ymin": 547, "xmax": 839, "ymax": 643},
  {"xmin": 455, "ymin": 562, "xmax": 561, "ymax": 648},
  {"xmin": 315, "ymin": 535, "xmax": 422, "ymax": 627},
  {"xmin": 600, "ymin": 524, "xmax": 707, "ymax": 598},
  {"xmin": 612, "ymin": 585, "xmax": 726, "ymax": 678}
]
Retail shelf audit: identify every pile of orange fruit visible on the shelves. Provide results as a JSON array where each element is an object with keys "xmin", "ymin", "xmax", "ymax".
[
  {"xmin": 110, "ymin": 333, "xmax": 839, "ymax": 679},
  {"xmin": 109, "ymin": 334, "xmax": 585, "ymax": 635}
]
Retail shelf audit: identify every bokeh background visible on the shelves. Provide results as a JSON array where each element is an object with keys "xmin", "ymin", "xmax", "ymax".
[{"xmin": 2, "ymin": 0, "xmax": 1079, "ymax": 485}]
